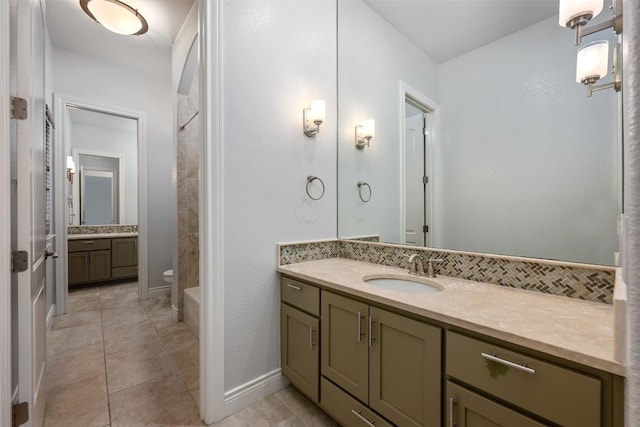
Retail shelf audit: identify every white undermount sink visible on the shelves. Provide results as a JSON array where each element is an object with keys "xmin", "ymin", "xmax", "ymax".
[{"xmin": 363, "ymin": 275, "xmax": 443, "ymax": 294}]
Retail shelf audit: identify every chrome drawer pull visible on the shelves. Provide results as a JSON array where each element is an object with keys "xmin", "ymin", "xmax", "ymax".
[
  {"xmin": 368, "ymin": 316, "xmax": 375, "ymax": 348},
  {"xmin": 481, "ymin": 352, "xmax": 536, "ymax": 374},
  {"xmin": 351, "ymin": 409, "xmax": 376, "ymax": 427},
  {"xmin": 309, "ymin": 327, "xmax": 315, "ymax": 351},
  {"xmin": 81, "ymin": 241, "xmax": 95, "ymax": 244},
  {"xmin": 286, "ymin": 284, "xmax": 302, "ymax": 291}
]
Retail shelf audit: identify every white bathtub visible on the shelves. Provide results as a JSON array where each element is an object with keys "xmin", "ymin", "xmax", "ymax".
[{"xmin": 184, "ymin": 287, "xmax": 199, "ymax": 338}]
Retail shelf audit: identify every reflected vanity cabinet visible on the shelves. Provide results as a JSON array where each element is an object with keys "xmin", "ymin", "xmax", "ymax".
[{"xmin": 68, "ymin": 236, "xmax": 138, "ymax": 286}]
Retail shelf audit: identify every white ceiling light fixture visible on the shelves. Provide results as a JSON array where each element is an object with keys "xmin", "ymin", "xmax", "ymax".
[{"xmin": 80, "ymin": 0, "xmax": 149, "ymax": 36}]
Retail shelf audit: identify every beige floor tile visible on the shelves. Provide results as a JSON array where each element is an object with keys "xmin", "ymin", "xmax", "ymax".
[
  {"xmin": 101, "ymin": 304, "xmax": 149, "ymax": 330},
  {"xmin": 170, "ymin": 340, "xmax": 199, "ymax": 394},
  {"xmin": 100, "ymin": 281, "xmax": 138, "ymax": 295},
  {"xmin": 47, "ymin": 322, "xmax": 103, "ymax": 358},
  {"xmin": 106, "ymin": 339, "xmax": 179, "ymax": 393},
  {"xmin": 51, "ymin": 309, "xmax": 101, "ymax": 331},
  {"xmin": 100, "ymin": 290, "xmax": 141, "ymax": 310},
  {"xmin": 46, "ymin": 343, "xmax": 105, "ymax": 391},
  {"xmin": 67, "ymin": 294, "xmax": 102, "ymax": 313},
  {"xmin": 275, "ymin": 387, "xmax": 339, "ymax": 427},
  {"xmin": 109, "ymin": 373, "xmax": 203, "ymax": 426},
  {"xmin": 44, "ymin": 374, "xmax": 110, "ymax": 427},
  {"xmin": 103, "ymin": 319, "xmax": 159, "ymax": 355},
  {"xmin": 68, "ymin": 285, "xmax": 101, "ymax": 299},
  {"xmin": 212, "ymin": 394, "xmax": 304, "ymax": 427}
]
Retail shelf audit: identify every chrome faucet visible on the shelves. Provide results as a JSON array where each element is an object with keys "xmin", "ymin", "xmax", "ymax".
[
  {"xmin": 405, "ymin": 254, "xmax": 424, "ymax": 275},
  {"xmin": 425, "ymin": 258, "xmax": 444, "ymax": 278}
]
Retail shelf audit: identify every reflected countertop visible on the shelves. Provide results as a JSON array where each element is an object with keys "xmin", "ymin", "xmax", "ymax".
[
  {"xmin": 278, "ymin": 257, "xmax": 623, "ymax": 376},
  {"xmin": 68, "ymin": 232, "xmax": 138, "ymax": 240}
]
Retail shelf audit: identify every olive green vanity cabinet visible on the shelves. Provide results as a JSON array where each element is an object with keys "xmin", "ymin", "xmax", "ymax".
[
  {"xmin": 280, "ymin": 277, "xmax": 320, "ymax": 402},
  {"xmin": 321, "ymin": 291, "xmax": 442, "ymax": 427},
  {"xmin": 68, "ymin": 236, "xmax": 138, "ymax": 286}
]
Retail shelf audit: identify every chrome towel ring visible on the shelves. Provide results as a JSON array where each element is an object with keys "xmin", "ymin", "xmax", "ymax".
[
  {"xmin": 357, "ymin": 181, "xmax": 371, "ymax": 202},
  {"xmin": 306, "ymin": 176, "xmax": 325, "ymax": 200}
]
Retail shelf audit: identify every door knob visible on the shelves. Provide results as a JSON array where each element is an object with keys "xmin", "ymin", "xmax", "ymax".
[{"xmin": 45, "ymin": 250, "xmax": 58, "ymax": 259}]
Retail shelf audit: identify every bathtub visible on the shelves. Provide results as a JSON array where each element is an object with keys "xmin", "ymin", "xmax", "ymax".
[{"xmin": 184, "ymin": 287, "xmax": 199, "ymax": 338}]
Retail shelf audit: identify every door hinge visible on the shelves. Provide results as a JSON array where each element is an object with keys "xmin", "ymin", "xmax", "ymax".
[
  {"xmin": 10, "ymin": 97, "xmax": 28, "ymax": 120},
  {"xmin": 423, "ymin": 176, "xmax": 429, "ymax": 185},
  {"xmin": 12, "ymin": 402, "xmax": 28, "ymax": 427},
  {"xmin": 423, "ymin": 225, "xmax": 429, "ymax": 233},
  {"xmin": 11, "ymin": 251, "xmax": 28, "ymax": 273}
]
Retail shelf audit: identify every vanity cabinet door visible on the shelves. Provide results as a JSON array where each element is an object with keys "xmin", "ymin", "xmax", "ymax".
[
  {"xmin": 369, "ymin": 307, "xmax": 441, "ymax": 427},
  {"xmin": 111, "ymin": 237, "xmax": 138, "ymax": 267},
  {"xmin": 446, "ymin": 382, "xmax": 547, "ymax": 427},
  {"xmin": 321, "ymin": 291, "xmax": 369, "ymax": 403},
  {"xmin": 68, "ymin": 252, "xmax": 90, "ymax": 285},
  {"xmin": 281, "ymin": 303, "xmax": 319, "ymax": 402},
  {"xmin": 89, "ymin": 250, "xmax": 111, "ymax": 282}
]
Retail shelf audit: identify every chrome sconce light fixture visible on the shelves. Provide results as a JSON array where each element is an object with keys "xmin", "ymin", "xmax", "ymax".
[
  {"xmin": 355, "ymin": 119, "xmax": 375, "ymax": 149},
  {"xmin": 559, "ymin": 0, "xmax": 623, "ymax": 97},
  {"xmin": 80, "ymin": 0, "xmax": 149, "ymax": 36},
  {"xmin": 66, "ymin": 156, "xmax": 76, "ymax": 183},
  {"xmin": 303, "ymin": 99, "xmax": 326, "ymax": 137}
]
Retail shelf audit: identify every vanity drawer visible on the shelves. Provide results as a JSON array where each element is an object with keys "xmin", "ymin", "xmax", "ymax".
[
  {"xmin": 281, "ymin": 276, "xmax": 319, "ymax": 316},
  {"xmin": 446, "ymin": 331, "xmax": 601, "ymax": 427},
  {"xmin": 68, "ymin": 238, "xmax": 111, "ymax": 252},
  {"xmin": 320, "ymin": 377, "xmax": 393, "ymax": 427}
]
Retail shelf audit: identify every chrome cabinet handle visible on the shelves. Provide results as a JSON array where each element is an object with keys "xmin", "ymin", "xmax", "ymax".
[
  {"xmin": 286, "ymin": 284, "xmax": 302, "ymax": 291},
  {"xmin": 449, "ymin": 397, "xmax": 456, "ymax": 427},
  {"xmin": 357, "ymin": 311, "xmax": 362, "ymax": 342},
  {"xmin": 368, "ymin": 316, "xmax": 375, "ymax": 348},
  {"xmin": 81, "ymin": 241, "xmax": 95, "ymax": 244},
  {"xmin": 89, "ymin": 252, "xmax": 92, "ymax": 264},
  {"xmin": 481, "ymin": 352, "xmax": 536, "ymax": 374},
  {"xmin": 85, "ymin": 253, "xmax": 89, "ymax": 264},
  {"xmin": 309, "ymin": 327, "xmax": 316, "ymax": 351},
  {"xmin": 351, "ymin": 409, "xmax": 375, "ymax": 427}
]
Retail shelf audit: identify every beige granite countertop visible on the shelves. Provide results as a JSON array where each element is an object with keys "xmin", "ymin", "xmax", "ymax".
[
  {"xmin": 68, "ymin": 232, "xmax": 138, "ymax": 240},
  {"xmin": 278, "ymin": 258, "xmax": 624, "ymax": 376}
]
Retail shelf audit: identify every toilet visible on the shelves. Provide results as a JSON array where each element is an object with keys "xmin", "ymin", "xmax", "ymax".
[{"xmin": 163, "ymin": 269, "xmax": 173, "ymax": 285}]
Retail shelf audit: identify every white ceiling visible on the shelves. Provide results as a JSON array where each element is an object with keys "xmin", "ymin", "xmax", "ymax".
[
  {"xmin": 362, "ymin": 0, "xmax": 559, "ymax": 64},
  {"xmin": 45, "ymin": 0, "xmax": 193, "ymax": 75}
]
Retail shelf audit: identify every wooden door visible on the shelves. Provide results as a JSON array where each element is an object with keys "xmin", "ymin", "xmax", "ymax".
[
  {"xmin": 111, "ymin": 237, "xmax": 137, "ymax": 267},
  {"xmin": 13, "ymin": 0, "xmax": 47, "ymax": 424},
  {"xmin": 67, "ymin": 252, "xmax": 89, "ymax": 285},
  {"xmin": 281, "ymin": 304, "xmax": 319, "ymax": 402},
  {"xmin": 369, "ymin": 307, "xmax": 441, "ymax": 427},
  {"xmin": 446, "ymin": 382, "xmax": 547, "ymax": 427},
  {"xmin": 321, "ymin": 291, "xmax": 369, "ymax": 403},
  {"xmin": 89, "ymin": 250, "xmax": 111, "ymax": 282}
]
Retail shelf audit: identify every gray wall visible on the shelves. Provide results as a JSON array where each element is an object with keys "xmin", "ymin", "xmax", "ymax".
[{"xmin": 53, "ymin": 47, "xmax": 175, "ymax": 289}]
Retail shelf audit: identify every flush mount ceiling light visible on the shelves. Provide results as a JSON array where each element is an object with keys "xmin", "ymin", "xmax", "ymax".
[{"xmin": 80, "ymin": 0, "xmax": 149, "ymax": 36}]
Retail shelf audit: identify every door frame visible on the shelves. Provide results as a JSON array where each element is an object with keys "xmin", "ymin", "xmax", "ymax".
[
  {"xmin": 0, "ymin": 0, "xmax": 13, "ymax": 424},
  {"xmin": 398, "ymin": 81, "xmax": 438, "ymax": 248},
  {"xmin": 53, "ymin": 94, "xmax": 149, "ymax": 313}
]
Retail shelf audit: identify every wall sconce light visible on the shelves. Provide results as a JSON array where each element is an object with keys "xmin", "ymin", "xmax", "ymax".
[
  {"xmin": 303, "ymin": 99, "xmax": 326, "ymax": 137},
  {"xmin": 355, "ymin": 119, "xmax": 375, "ymax": 149},
  {"xmin": 66, "ymin": 155, "xmax": 76, "ymax": 183},
  {"xmin": 559, "ymin": 0, "xmax": 622, "ymax": 45},
  {"xmin": 576, "ymin": 40, "xmax": 621, "ymax": 96},
  {"xmin": 80, "ymin": 0, "xmax": 149, "ymax": 36}
]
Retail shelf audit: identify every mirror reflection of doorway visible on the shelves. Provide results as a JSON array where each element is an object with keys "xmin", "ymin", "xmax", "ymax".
[
  {"xmin": 404, "ymin": 96, "xmax": 433, "ymax": 247},
  {"xmin": 81, "ymin": 168, "xmax": 116, "ymax": 225}
]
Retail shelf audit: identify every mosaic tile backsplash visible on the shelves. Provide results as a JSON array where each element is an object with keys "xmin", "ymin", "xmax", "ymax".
[
  {"xmin": 279, "ymin": 239, "xmax": 615, "ymax": 304},
  {"xmin": 68, "ymin": 225, "xmax": 138, "ymax": 234}
]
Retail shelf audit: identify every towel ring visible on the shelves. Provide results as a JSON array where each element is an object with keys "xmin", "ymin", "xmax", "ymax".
[
  {"xmin": 306, "ymin": 176, "xmax": 325, "ymax": 200},
  {"xmin": 357, "ymin": 181, "xmax": 371, "ymax": 203}
]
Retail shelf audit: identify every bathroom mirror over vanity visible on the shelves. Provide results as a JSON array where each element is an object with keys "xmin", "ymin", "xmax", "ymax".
[
  {"xmin": 67, "ymin": 107, "xmax": 138, "ymax": 226},
  {"xmin": 337, "ymin": 0, "xmax": 621, "ymax": 266}
]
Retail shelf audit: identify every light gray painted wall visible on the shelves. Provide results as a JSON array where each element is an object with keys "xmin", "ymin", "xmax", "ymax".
[
  {"xmin": 436, "ymin": 16, "xmax": 618, "ymax": 265},
  {"xmin": 52, "ymin": 47, "xmax": 175, "ymax": 289},
  {"xmin": 337, "ymin": 0, "xmax": 438, "ymax": 243},
  {"xmin": 222, "ymin": 0, "xmax": 337, "ymax": 391},
  {"xmin": 70, "ymin": 121, "xmax": 138, "ymax": 224},
  {"xmin": 623, "ymin": 2, "xmax": 639, "ymax": 424}
]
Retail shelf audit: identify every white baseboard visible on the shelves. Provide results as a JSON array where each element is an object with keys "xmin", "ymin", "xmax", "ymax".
[
  {"xmin": 46, "ymin": 303, "xmax": 56, "ymax": 331},
  {"xmin": 223, "ymin": 369, "xmax": 289, "ymax": 417},
  {"xmin": 147, "ymin": 285, "xmax": 171, "ymax": 299}
]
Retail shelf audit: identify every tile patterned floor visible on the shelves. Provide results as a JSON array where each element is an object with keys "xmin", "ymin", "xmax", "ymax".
[{"xmin": 44, "ymin": 281, "xmax": 339, "ymax": 427}]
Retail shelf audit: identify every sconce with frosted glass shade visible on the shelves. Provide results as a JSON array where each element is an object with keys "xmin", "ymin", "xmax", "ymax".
[
  {"xmin": 355, "ymin": 119, "xmax": 375, "ymax": 149},
  {"xmin": 559, "ymin": 0, "xmax": 622, "ymax": 45},
  {"xmin": 303, "ymin": 99, "xmax": 326, "ymax": 137},
  {"xmin": 66, "ymin": 155, "xmax": 76, "ymax": 183},
  {"xmin": 576, "ymin": 40, "xmax": 621, "ymax": 96},
  {"xmin": 80, "ymin": 0, "xmax": 149, "ymax": 36}
]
